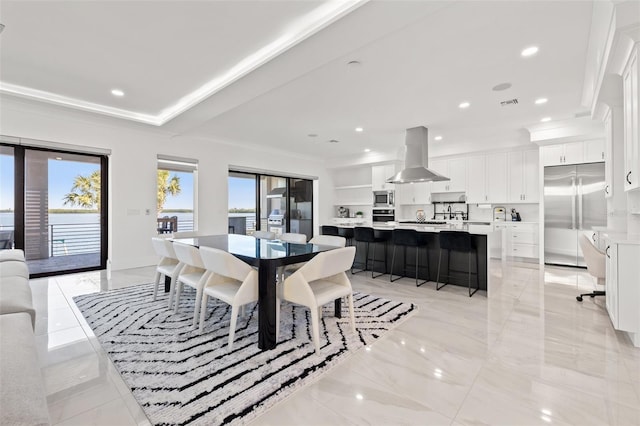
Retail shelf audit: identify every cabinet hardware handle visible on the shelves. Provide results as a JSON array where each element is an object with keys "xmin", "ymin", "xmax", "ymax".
[
  {"xmin": 606, "ymin": 246, "xmax": 610, "ymax": 258},
  {"xmin": 605, "ymin": 185, "xmax": 609, "ymax": 194},
  {"xmin": 626, "ymin": 171, "xmax": 632, "ymax": 184},
  {"xmin": 601, "ymin": 151, "xmax": 604, "ymax": 160},
  {"xmin": 592, "ymin": 233, "xmax": 596, "ymax": 242}
]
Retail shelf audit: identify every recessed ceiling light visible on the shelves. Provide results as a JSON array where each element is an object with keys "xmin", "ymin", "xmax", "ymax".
[
  {"xmin": 492, "ymin": 82, "xmax": 512, "ymax": 91},
  {"xmin": 307, "ymin": 133, "xmax": 318, "ymax": 138},
  {"xmin": 521, "ymin": 46, "xmax": 539, "ymax": 57},
  {"xmin": 535, "ymin": 98, "xmax": 548, "ymax": 105},
  {"xmin": 355, "ymin": 127, "xmax": 364, "ymax": 132},
  {"xmin": 364, "ymin": 148, "xmax": 370, "ymax": 152},
  {"xmin": 459, "ymin": 101, "xmax": 470, "ymax": 109},
  {"xmin": 328, "ymin": 139, "xmax": 339, "ymax": 143},
  {"xmin": 111, "ymin": 89, "xmax": 124, "ymax": 97},
  {"xmin": 347, "ymin": 60, "xmax": 362, "ymax": 70},
  {"xmin": 540, "ymin": 117, "xmax": 551, "ymax": 122},
  {"xmin": 55, "ymin": 157, "xmax": 62, "ymax": 161},
  {"xmin": 434, "ymin": 135, "xmax": 443, "ymax": 141}
]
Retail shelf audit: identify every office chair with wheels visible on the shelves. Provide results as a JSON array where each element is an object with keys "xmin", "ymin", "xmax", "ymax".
[{"xmin": 576, "ymin": 234, "xmax": 606, "ymax": 302}]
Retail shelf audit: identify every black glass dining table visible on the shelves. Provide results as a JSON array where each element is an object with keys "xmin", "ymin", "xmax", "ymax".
[{"xmin": 171, "ymin": 234, "xmax": 339, "ymax": 350}]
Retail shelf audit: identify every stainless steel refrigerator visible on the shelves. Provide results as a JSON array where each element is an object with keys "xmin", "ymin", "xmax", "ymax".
[{"xmin": 544, "ymin": 163, "xmax": 606, "ymax": 267}]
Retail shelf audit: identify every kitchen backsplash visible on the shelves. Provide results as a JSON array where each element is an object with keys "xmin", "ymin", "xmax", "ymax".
[
  {"xmin": 395, "ymin": 203, "xmax": 539, "ymax": 223},
  {"xmin": 468, "ymin": 203, "xmax": 539, "ymax": 222}
]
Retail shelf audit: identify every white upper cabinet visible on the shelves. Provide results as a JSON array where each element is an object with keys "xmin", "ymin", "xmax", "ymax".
[
  {"xmin": 371, "ymin": 164, "xmax": 396, "ymax": 191},
  {"xmin": 508, "ymin": 149, "xmax": 539, "ymax": 203},
  {"xmin": 522, "ymin": 149, "xmax": 540, "ymax": 203},
  {"xmin": 486, "ymin": 153, "xmax": 508, "ymax": 202},
  {"xmin": 467, "ymin": 154, "xmax": 507, "ymax": 203},
  {"xmin": 429, "ymin": 159, "xmax": 448, "ymax": 193},
  {"xmin": 466, "ymin": 156, "xmax": 486, "ymax": 203},
  {"xmin": 542, "ymin": 145, "xmax": 564, "ymax": 166},
  {"xmin": 397, "ymin": 182, "xmax": 431, "ymax": 205},
  {"xmin": 430, "ymin": 157, "xmax": 468, "ymax": 193},
  {"xmin": 541, "ymin": 142, "xmax": 583, "ymax": 166},
  {"xmin": 447, "ymin": 157, "xmax": 468, "ymax": 192},
  {"xmin": 541, "ymin": 141, "xmax": 605, "ymax": 166},
  {"xmin": 584, "ymin": 139, "xmax": 605, "ymax": 163},
  {"xmin": 563, "ymin": 142, "xmax": 585, "ymax": 164},
  {"xmin": 604, "ymin": 109, "xmax": 613, "ymax": 198},
  {"xmin": 623, "ymin": 45, "xmax": 639, "ymax": 192}
]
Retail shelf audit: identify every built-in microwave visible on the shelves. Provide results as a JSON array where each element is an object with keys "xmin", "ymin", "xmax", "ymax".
[{"xmin": 373, "ymin": 190, "xmax": 394, "ymax": 207}]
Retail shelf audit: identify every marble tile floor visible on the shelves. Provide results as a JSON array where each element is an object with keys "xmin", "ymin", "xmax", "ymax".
[{"xmin": 27, "ymin": 260, "xmax": 639, "ymax": 425}]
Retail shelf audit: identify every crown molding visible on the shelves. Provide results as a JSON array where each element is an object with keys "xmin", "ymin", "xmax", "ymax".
[{"xmin": 0, "ymin": 0, "xmax": 368, "ymax": 127}]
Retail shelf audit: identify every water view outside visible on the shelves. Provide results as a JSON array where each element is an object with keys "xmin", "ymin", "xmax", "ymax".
[{"xmin": 0, "ymin": 211, "xmax": 195, "ymax": 254}]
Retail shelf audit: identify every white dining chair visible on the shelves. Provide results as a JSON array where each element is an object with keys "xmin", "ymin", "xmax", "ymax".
[
  {"xmin": 309, "ymin": 235, "xmax": 346, "ymax": 248},
  {"xmin": 277, "ymin": 246, "xmax": 357, "ymax": 354},
  {"xmin": 172, "ymin": 242, "xmax": 210, "ymax": 326},
  {"xmin": 151, "ymin": 237, "xmax": 181, "ymax": 302},
  {"xmin": 279, "ymin": 233, "xmax": 307, "ymax": 243},
  {"xmin": 282, "ymin": 235, "xmax": 347, "ymax": 279},
  {"xmin": 253, "ymin": 230, "xmax": 276, "ymax": 240},
  {"xmin": 198, "ymin": 246, "xmax": 259, "ymax": 349},
  {"xmin": 173, "ymin": 231, "xmax": 202, "ymax": 239}
]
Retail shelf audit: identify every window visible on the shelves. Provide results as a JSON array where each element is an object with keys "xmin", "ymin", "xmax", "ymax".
[
  {"xmin": 228, "ymin": 172, "xmax": 257, "ymax": 235},
  {"xmin": 157, "ymin": 156, "xmax": 197, "ymax": 233}
]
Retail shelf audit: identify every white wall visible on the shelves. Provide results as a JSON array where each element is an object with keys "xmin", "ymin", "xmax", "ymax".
[{"xmin": 0, "ymin": 96, "xmax": 333, "ymax": 270}]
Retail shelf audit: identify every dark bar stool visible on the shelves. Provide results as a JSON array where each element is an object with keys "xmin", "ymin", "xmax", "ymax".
[
  {"xmin": 338, "ymin": 227, "xmax": 354, "ymax": 246},
  {"xmin": 436, "ymin": 231, "xmax": 480, "ymax": 297},
  {"xmin": 351, "ymin": 227, "xmax": 387, "ymax": 278},
  {"xmin": 321, "ymin": 225, "xmax": 340, "ymax": 236},
  {"xmin": 390, "ymin": 228, "xmax": 428, "ymax": 287}
]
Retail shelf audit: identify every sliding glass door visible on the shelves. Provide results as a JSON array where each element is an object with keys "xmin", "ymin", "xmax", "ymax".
[
  {"xmin": 2, "ymin": 143, "xmax": 108, "ymax": 277},
  {"xmin": 0, "ymin": 146, "xmax": 15, "ymax": 250},
  {"xmin": 228, "ymin": 170, "xmax": 313, "ymax": 240}
]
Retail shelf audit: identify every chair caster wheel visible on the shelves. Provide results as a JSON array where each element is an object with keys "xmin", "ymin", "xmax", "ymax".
[
  {"xmin": 576, "ymin": 296, "xmax": 583, "ymax": 302},
  {"xmin": 590, "ymin": 294, "xmax": 595, "ymax": 298}
]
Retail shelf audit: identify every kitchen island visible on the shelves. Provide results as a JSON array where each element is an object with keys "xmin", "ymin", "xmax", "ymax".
[{"xmin": 328, "ymin": 222, "xmax": 502, "ymax": 296}]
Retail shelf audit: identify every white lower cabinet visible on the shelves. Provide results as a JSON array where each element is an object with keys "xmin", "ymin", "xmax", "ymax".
[
  {"xmin": 502, "ymin": 222, "xmax": 539, "ymax": 259},
  {"xmin": 605, "ymin": 241, "xmax": 640, "ymax": 336},
  {"xmin": 495, "ymin": 222, "xmax": 539, "ymax": 260}
]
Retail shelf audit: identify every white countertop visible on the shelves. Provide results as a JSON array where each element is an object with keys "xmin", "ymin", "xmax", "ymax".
[
  {"xmin": 591, "ymin": 226, "xmax": 640, "ymax": 244},
  {"xmin": 602, "ymin": 231, "xmax": 640, "ymax": 245},
  {"xmin": 327, "ymin": 223, "xmax": 497, "ymax": 235}
]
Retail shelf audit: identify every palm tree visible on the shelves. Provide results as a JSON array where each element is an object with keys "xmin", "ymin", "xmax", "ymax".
[
  {"xmin": 63, "ymin": 170, "xmax": 101, "ymax": 210},
  {"xmin": 157, "ymin": 170, "xmax": 181, "ymax": 213},
  {"xmin": 63, "ymin": 169, "xmax": 182, "ymax": 213}
]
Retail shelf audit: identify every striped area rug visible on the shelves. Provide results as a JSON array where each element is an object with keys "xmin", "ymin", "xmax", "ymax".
[{"xmin": 73, "ymin": 283, "xmax": 416, "ymax": 426}]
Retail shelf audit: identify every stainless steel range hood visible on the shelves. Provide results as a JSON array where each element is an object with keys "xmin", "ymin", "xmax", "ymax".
[
  {"xmin": 386, "ymin": 126, "xmax": 450, "ymax": 184},
  {"xmin": 266, "ymin": 187, "xmax": 286, "ymax": 198}
]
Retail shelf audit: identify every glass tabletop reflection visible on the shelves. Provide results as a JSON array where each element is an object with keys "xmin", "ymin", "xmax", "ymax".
[{"xmin": 173, "ymin": 234, "xmax": 331, "ymax": 262}]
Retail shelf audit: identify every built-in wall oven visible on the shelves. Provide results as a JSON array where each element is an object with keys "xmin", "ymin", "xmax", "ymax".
[{"xmin": 372, "ymin": 208, "xmax": 395, "ymax": 223}]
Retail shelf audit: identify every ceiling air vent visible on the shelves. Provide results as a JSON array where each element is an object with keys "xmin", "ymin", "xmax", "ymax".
[{"xmin": 500, "ymin": 98, "xmax": 519, "ymax": 106}]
